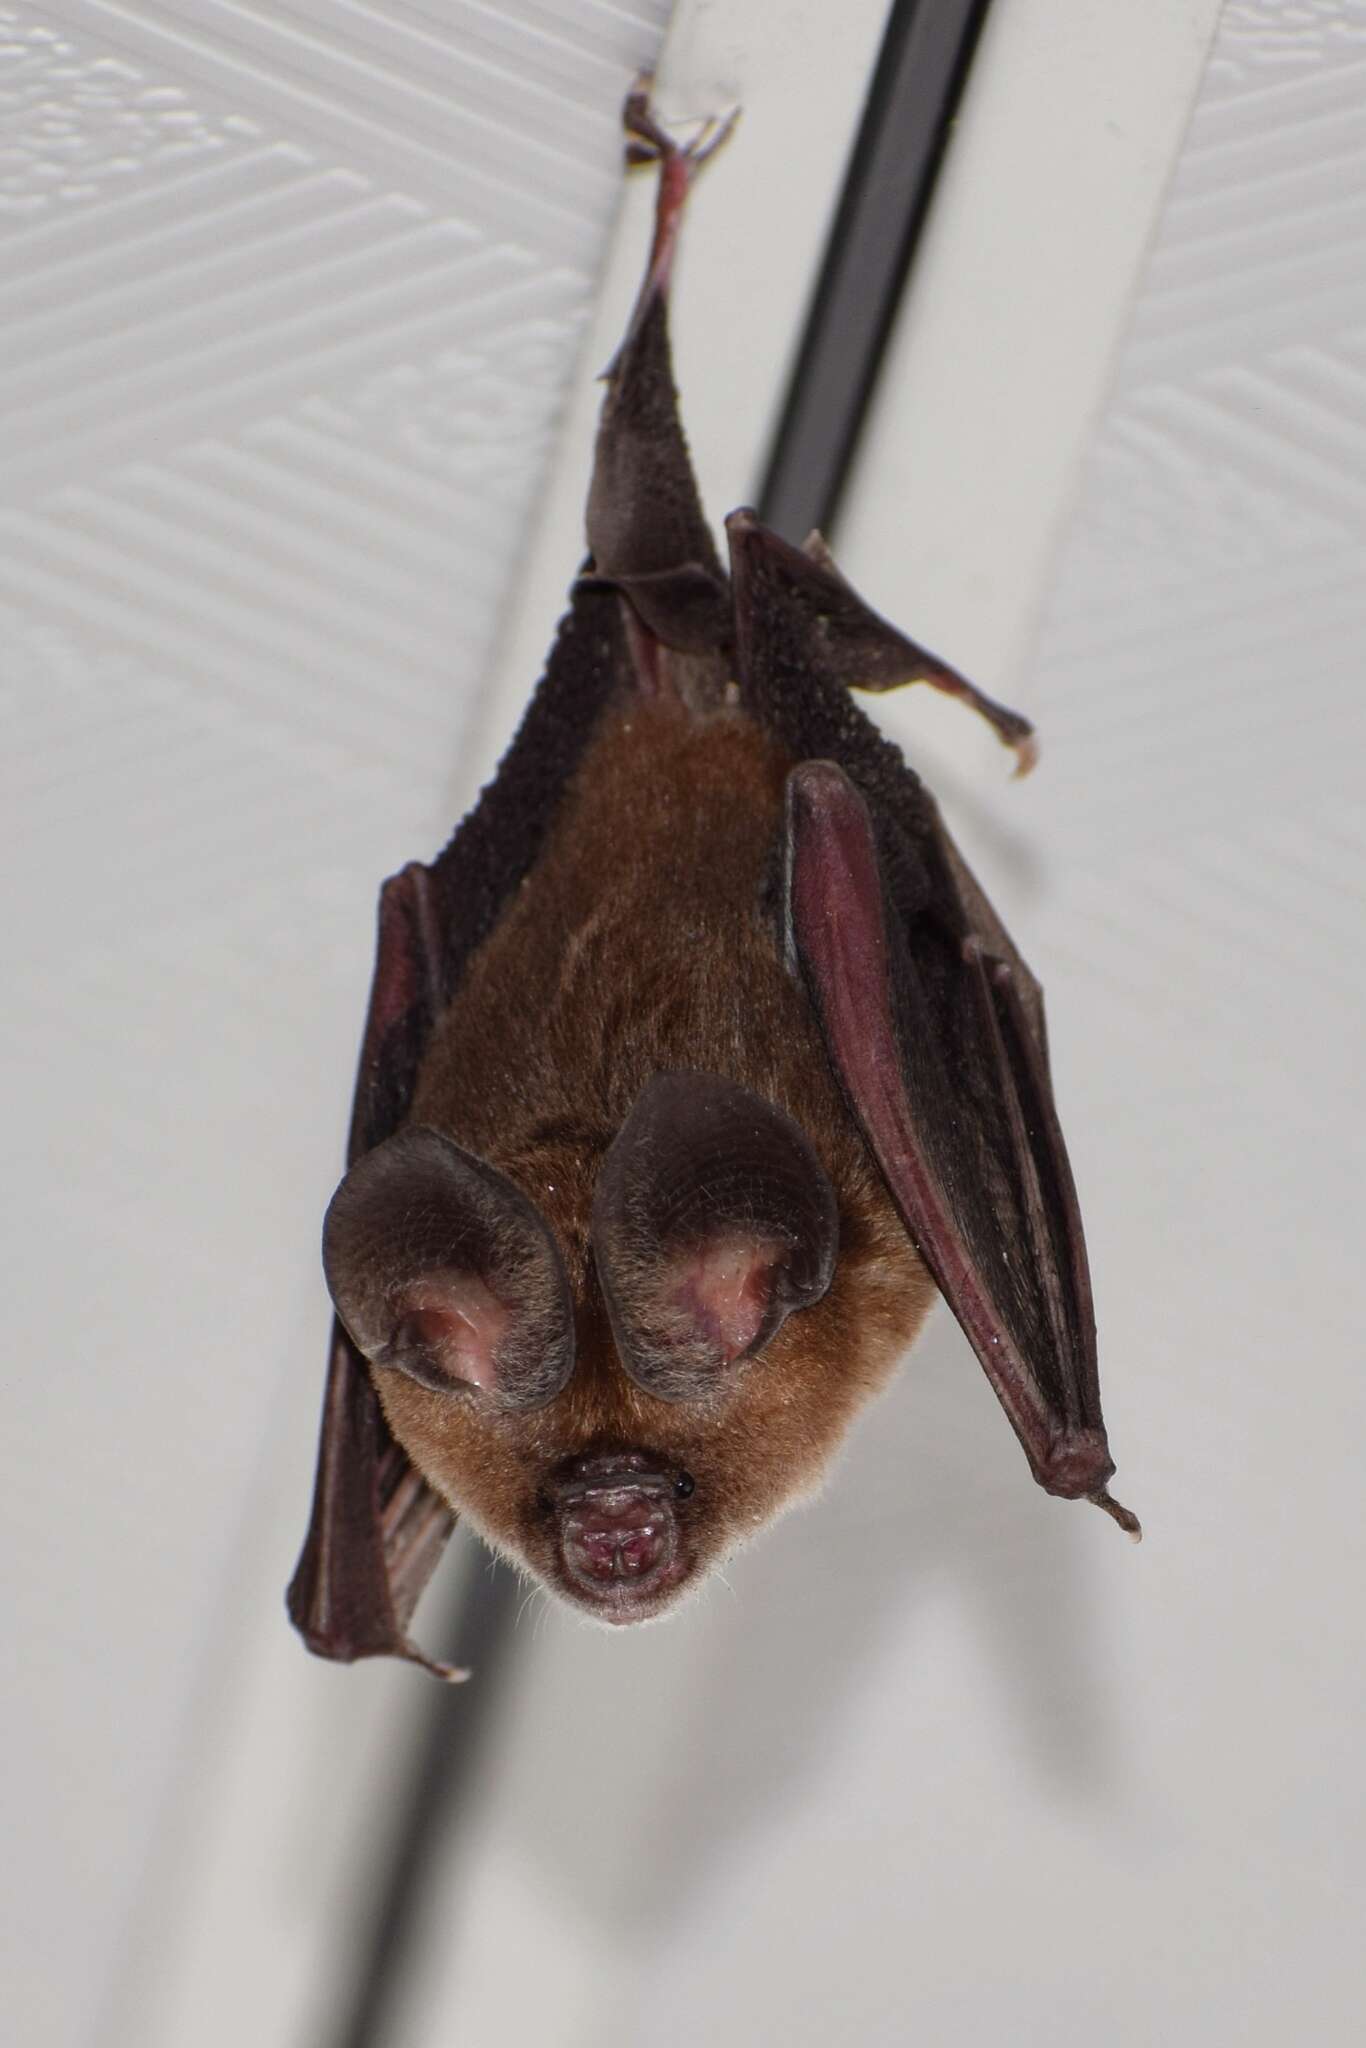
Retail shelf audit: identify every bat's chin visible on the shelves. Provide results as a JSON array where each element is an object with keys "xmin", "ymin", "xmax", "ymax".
[
  {"xmin": 555, "ymin": 1564, "xmax": 691, "ymax": 1626},
  {"xmin": 547, "ymin": 1452, "xmax": 692, "ymax": 1624}
]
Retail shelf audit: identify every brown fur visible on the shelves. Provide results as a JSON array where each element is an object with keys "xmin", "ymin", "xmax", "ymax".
[{"xmin": 373, "ymin": 693, "xmax": 936, "ymax": 1617}]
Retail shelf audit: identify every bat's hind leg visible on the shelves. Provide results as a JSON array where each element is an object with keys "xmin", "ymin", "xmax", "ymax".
[
  {"xmin": 616, "ymin": 76, "xmax": 739, "ymax": 340},
  {"xmin": 582, "ymin": 78, "xmax": 737, "ymax": 655}
]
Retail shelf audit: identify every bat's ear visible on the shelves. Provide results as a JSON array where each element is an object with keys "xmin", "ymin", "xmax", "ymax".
[
  {"xmin": 323, "ymin": 1127, "xmax": 574, "ymax": 1410},
  {"xmin": 591, "ymin": 1073, "xmax": 838, "ymax": 1401}
]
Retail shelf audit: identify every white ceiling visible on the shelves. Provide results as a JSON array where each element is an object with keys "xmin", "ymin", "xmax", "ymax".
[{"xmin": 7, "ymin": 3, "xmax": 1365, "ymax": 2046}]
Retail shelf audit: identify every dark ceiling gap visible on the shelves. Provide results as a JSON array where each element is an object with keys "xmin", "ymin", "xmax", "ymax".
[
  {"xmin": 759, "ymin": 0, "xmax": 994, "ymax": 542},
  {"xmin": 329, "ymin": 6, "xmax": 994, "ymax": 2042}
]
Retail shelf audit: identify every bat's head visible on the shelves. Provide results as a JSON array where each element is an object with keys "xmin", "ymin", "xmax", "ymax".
[{"xmin": 324, "ymin": 1073, "xmax": 930, "ymax": 1624}]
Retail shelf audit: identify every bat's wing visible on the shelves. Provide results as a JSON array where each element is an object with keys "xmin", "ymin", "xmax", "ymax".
[
  {"xmin": 287, "ymin": 1319, "xmax": 460, "ymax": 1679},
  {"xmin": 288, "ymin": 583, "xmax": 632, "ymax": 1673},
  {"xmin": 288, "ymin": 865, "xmax": 460, "ymax": 1675},
  {"xmin": 727, "ymin": 513, "xmax": 1138, "ymax": 1534}
]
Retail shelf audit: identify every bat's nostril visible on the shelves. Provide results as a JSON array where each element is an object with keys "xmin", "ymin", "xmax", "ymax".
[{"xmin": 575, "ymin": 1524, "xmax": 662, "ymax": 1579}]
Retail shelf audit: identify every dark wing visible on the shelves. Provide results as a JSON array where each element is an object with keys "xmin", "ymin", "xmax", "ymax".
[
  {"xmin": 726, "ymin": 513, "xmax": 1138, "ymax": 1534},
  {"xmin": 287, "ymin": 584, "xmax": 631, "ymax": 1675}
]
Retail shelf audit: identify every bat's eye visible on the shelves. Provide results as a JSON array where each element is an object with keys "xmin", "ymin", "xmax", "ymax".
[{"xmin": 674, "ymin": 1470, "xmax": 696, "ymax": 1500}]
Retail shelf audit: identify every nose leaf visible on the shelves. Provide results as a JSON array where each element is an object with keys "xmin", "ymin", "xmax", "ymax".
[{"xmin": 562, "ymin": 1489, "xmax": 671, "ymax": 1587}]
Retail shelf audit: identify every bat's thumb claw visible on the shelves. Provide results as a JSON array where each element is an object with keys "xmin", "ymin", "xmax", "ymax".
[{"xmin": 1091, "ymin": 1487, "xmax": 1142, "ymax": 1542}]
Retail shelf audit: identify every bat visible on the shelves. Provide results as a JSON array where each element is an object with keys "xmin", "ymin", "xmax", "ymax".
[{"xmin": 288, "ymin": 82, "xmax": 1139, "ymax": 1681}]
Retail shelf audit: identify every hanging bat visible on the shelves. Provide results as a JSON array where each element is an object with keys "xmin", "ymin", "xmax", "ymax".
[{"xmin": 288, "ymin": 83, "xmax": 1139, "ymax": 1681}]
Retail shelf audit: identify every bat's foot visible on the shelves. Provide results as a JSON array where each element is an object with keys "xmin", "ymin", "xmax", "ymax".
[
  {"xmin": 605, "ymin": 76, "xmax": 740, "ymax": 380},
  {"xmin": 1090, "ymin": 1487, "xmax": 1143, "ymax": 1542},
  {"xmin": 622, "ymin": 73, "xmax": 740, "ymax": 173}
]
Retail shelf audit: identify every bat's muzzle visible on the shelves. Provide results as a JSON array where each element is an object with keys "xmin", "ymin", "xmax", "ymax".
[{"xmin": 551, "ymin": 1455, "xmax": 687, "ymax": 1615}]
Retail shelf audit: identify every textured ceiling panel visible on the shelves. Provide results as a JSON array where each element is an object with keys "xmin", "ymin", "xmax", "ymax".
[
  {"xmin": 3, "ymin": 6, "xmax": 671, "ymax": 2046},
  {"xmin": 11, "ymin": 4, "xmax": 1365, "ymax": 2046},
  {"xmin": 1033, "ymin": 0, "xmax": 1366, "ymax": 866}
]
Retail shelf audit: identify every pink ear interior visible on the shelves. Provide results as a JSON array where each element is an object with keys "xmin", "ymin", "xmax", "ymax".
[
  {"xmin": 667, "ymin": 1231, "xmax": 787, "ymax": 1363},
  {"xmin": 394, "ymin": 1272, "xmax": 512, "ymax": 1391}
]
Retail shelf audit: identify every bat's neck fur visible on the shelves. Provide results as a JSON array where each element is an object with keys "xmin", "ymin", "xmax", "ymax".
[{"xmin": 413, "ymin": 692, "xmax": 800, "ymax": 1201}]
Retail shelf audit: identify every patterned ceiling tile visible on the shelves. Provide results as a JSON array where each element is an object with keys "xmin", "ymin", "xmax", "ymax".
[
  {"xmin": 0, "ymin": 4, "xmax": 263, "ymax": 222},
  {"xmin": 1030, "ymin": 9, "xmax": 1366, "ymax": 874},
  {"xmin": 4, "ymin": 5, "xmax": 672, "ymax": 2045}
]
